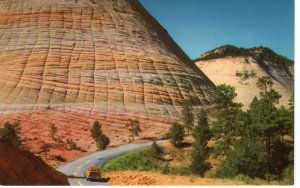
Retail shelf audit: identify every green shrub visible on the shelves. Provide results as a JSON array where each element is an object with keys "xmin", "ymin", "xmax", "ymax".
[
  {"xmin": 282, "ymin": 164, "xmax": 294, "ymax": 185},
  {"xmin": 162, "ymin": 164, "xmax": 170, "ymax": 174},
  {"xmin": 151, "ymin": 141, "xmax": 162, "ymax": 157},
  {"xmin": 168, "ymin": 122, "xmax": 184, "ymax": 147},
  {"xmin": 102, "ymin": 148, "xmax": 163, "ymax": 172},
  {"xmin": 96, "ymin": 134, "xmax": 110, "ymax": 150},
  {"xmin": 215, "ymin": 138, "xmax": 266, "ymax": 179}
]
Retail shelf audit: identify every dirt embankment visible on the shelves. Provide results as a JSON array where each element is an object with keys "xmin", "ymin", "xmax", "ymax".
[
  {"xmin": 105, "ymin": 171, "xmax": 247, "ymax": 186},
  {"xmin": 0, "ymin": 142, "xmax": 69, "ymax": 185}
]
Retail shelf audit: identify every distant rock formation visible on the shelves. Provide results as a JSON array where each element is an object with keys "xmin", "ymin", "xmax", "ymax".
[
  {"xmin": 195, "ymin": 45, "xmax": 294, "ymax": 108},
  {"xmin": 0, "ymin": 0, "xmax": 215, "ymax": 155},
  {"xmin": 0, "ymin": 142, "xmax": 69, "ymax": 185}
]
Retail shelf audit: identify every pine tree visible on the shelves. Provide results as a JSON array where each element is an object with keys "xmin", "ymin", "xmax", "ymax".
[
  {"xmin": 211, "ymin": 84, "xmax": 242, "ymax": 157},
  {"xmin": 213, "ymin": 78, "xmax": 293, "ymax": 182},
  {"xmin": 245, "ymin": 77, "xmax": 292, "ymax": 182},
  {"xmin": 248, "ymin": 77, "xmax": 281, "ymax": 182},
  {"xmin": 90, "ymin": 121, "xmax": 110, "ymax": 150},
  {"xmin": 96, "ymin": 134, "xmax": 110, "ymax": 150},
  {"xmin": 216, "ymin": 138, "xmax": 266, "ymax": 179},
  {"xmin": 181, "ymin": 100, "xmax": 194, "ymax": 135},
  {"xmin": 91, "ymin": 121, "xmax": 102, "ymax": 140},
  {"xmin": 0, "ymin": 121, "xmax": 22, "ymax": 148},
  {"xmin": 169, "ymin": 122, "xmax": 184, "ymax": 147},
  {"xmin": 190, "ymin": 110, "xmax": 211, "ymax": 176},
  {"xmin": 213, "ymin": 84, "xmax": 240, "ymax": 109}
]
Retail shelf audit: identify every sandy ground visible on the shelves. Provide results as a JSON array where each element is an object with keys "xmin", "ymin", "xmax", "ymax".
[{"xmin": 105, "ymin": 171, "xmax": 247, "ymax": 186}]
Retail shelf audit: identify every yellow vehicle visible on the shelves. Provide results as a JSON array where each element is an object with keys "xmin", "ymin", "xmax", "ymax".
[{"xmin": 84, "ymin": 166, "xmax": 102, "ymax": 181}]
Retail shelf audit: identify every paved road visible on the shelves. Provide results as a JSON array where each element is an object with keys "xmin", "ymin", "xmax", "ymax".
[{"xmin": 57, "ymin": 141, "xmax": 164, "ymax": 186}]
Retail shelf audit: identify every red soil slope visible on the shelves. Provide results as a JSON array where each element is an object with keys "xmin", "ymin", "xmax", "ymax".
[{"xmin": 0, "ymin": 142, "xmax": 69, "ymax": 185}]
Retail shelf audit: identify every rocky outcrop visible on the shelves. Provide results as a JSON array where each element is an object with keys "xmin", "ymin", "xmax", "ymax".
[
  {"xmin": 195, "ymin": 46, "xmax": 294, "ymax": 108},
  {"xmin": 0, "ymin": 0, "xmax": 215, "ymax": 155}
]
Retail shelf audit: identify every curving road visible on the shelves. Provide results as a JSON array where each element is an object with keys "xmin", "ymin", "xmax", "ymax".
[{"xmin": 57, "ymin": 141, "xmax": 164, "ymax": 186}]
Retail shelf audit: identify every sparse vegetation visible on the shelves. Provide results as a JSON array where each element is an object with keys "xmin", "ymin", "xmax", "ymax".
[
  {"xmin": 90, "ymin": 121, "xmax": 110, "ymax": 150},
  {"xmin": 66, "ymin": 139, "xmax": 77, "ymax": 150},
  {"xmin": 40, "ymin": 143, "xmax": 51, "ymax": 160},
  {"xmin": 195, "ymin": 45, "xmax": 293, "ymax": 65},
  {"xmin": 235, "ymin": 70, "xmax": 256, "ymax": 80},
  {"xmin": 190, "ymin": 110, "xmax": 211, "ymax": 176},
  {"xmin": 96, "ymin": 134, "xmax": 110, "ymax": 150},
  {"xmin": 150, "ymin": 141, "xmax": 162, "ymax": 157},
  {"xmin": 102, "ymin": 143, "xmax": 193, "ymax": 177},
  {"xmin": 168, "ymin": 122, "xmax": 184, "ymax": 147},
  {"xmin": 0, "ymin": 121, "xmax": 22, "ymax": 148},
  {"xmin": 102, "ymin": 76, "xmax": 293, "ymax": 185},
  {"xmin": 197, "ymin": 45, "xmax": 252, "ymax": 61},
  {"xmin": 49, "ymin": 123, "xmax": 58, "ymax": 141},
  {"xmin": 181, "ymin": 100, "xmax": 194, "ymax": 135},
  {"xmin": 126, "ymin": 119, "xmax": 142, "ymax": 141},
  {"xmin": 91, "ymin": 121, "xmax": 102, "ymax": 140},
  {"xmin": 162, "ymin": 164, "xmax": 170, "ymax": 174}
]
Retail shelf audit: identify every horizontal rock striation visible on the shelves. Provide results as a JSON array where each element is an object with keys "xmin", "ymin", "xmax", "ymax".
[{"xmin": 0, "ymin": 0, "xmax": 215, "ymax": 154}]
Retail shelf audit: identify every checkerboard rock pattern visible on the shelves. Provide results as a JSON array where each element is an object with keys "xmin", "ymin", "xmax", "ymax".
[{"xmin": 0, "ymin": 0, "xmax": 215, "ymax": 151}]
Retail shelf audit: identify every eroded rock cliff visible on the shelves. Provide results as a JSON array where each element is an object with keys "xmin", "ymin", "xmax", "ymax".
[{"xmin": 0, "ymin": 0, "xmax": 215, "ymax": 155}]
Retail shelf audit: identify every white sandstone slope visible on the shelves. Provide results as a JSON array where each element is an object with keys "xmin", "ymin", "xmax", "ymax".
[{"xmin": 195, "ymin": 46, "xmax": 294, "ymax": 108}]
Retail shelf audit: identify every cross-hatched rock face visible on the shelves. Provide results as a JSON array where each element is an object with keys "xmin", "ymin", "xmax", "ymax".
[{"xmin": 0, "ymin": 0, "xmax": 215, "ymax": 152}]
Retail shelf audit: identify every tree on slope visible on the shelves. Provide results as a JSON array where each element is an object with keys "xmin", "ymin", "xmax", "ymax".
[
  {"xmin": 126, "ymin": 119, "xmax": 142, "ymax": 141},
  {"xmin": 169, "ymin": 122, "xmax": 184, "ymax": 147},
  {"xmin": 211, "ymin": 84, "xmax": 243, "ymax": 157},
  {"xmin": 190, "ymin": 110, "xmax": 212, "ymax": 176},
  {"xmin": 215, "ymin": 77, "xmax": 293, "ymax": 182},
  {"xmin": 247, "ymin": 76, "xmax": 283, "ymax": 182},
  {"xmin": 90, "ymin": 121, "xmax": 110, "ymax": 150},
  {"xmin": 96, "ymin": 134, "xmax": 110, "ymax": 150},
  {"xmin": 0, "ymin": 121, "xmax": 22, "ymax": 148},
  {"xmin": 91, "ymin": 121, "xmax": 102, "ymax": 140},
  {"xmin": 181, "ymin": 100, "xmax": 194, "ymax": 135}
]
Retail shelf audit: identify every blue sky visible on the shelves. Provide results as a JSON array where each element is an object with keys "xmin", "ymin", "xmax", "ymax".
[{"xmin": 140, "ymin": 0, "xmax": 294, "ymax": 60}]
